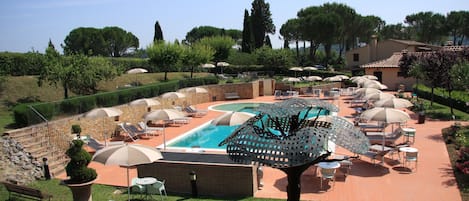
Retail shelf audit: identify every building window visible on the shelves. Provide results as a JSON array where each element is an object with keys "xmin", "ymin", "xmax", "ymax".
[
  {"xmin": 397, "ymin": 71, "xmax": 405, "ymax": 77},
  {"xmin": 353, "ymin": 53, "xmax": 359, "ymax": 62}
]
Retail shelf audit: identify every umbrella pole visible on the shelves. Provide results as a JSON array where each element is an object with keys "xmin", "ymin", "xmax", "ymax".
[
  {"xmin": 103, "ymin": 118, "xmax": 107, "ymax": 147},
  {"xmin": 163, "ymin": 123, "xmax": 166, "ymax": 150},
  {"xmin": 127, "ymin": 167, "xmax": 130, "ymax": 201}
]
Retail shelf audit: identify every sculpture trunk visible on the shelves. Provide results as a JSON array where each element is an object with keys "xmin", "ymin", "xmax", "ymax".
[{"xmin": 282, "ymin": 163, "xmax": 310, "ymax": 201}]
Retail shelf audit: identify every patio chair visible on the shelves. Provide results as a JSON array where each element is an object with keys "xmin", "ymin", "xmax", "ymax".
[
  {"xmin": 274, "ymin": 90, "xmax": 287, "ymax": 100},
  {"xmin": 118, "ymin": 123, "xmax": 139, "ymax": 141},
  {"xmin": 130, "ymin": 178, "xmax": 146, "ymax": 198},
  {"xmin": 183, "ymin": 105, "xmax": 208, "ymax": 117},
  {"xmin": 404, "ymin": 150, "xmax": 418, "ymax": 172},
  {"xmin": 147, "ymin": 179, "xmax": 167, "ymax": 201},
  {"xmin": 367, "ymin": 127, "xmax": 404, "ymax": 146},
  {"xmin": 138, "ymin": 122, "xmax": 163, "ymax": 136}
]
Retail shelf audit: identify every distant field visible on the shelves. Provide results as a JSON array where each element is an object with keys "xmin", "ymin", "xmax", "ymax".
[{"xmin": 0, "ymin": 72, "xmax": 211, "ymax": 133}]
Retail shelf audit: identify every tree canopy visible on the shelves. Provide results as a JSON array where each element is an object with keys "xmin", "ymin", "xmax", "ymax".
[
  {"xmin": 250, "ymin": 0, "xmax": 275, "ymax": 49},
  {"xmin": 197, "ymin": 36, "xmax": 235, "ymax": 62},
  {"xmin": 184, "ymin": 26, "xmax": 241, "ymax": 45},
  {"xmin": 146, "ymin": 41, "xmax": 184, "ymax": 81},
  {"xmin": 38, "ymin": 46, "xmax": 118, "ymax": 98},
  {"xmin": 63, "ymin": 26, "xmax": 139, "ymax": 57}
]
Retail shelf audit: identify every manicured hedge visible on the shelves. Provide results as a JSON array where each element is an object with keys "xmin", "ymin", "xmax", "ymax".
[
  {"xmin": 414, "ymin": 84, "xmax": 469, "ymax": 113},
  {"xmin": 13, "ymin": 77, "xmax": 217, "ymax": 126}
]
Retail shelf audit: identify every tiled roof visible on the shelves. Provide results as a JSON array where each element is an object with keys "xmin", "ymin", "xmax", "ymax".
[
  {"xmin": 388, "ymin": 39, "xmax": 428, "ymax": 46},
  {"xmin": 361, "ymin": 52, "xmax": 402, "ymax": 68}
]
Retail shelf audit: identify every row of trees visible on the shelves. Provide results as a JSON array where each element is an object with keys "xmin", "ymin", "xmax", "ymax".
[
  {"xmin": 399, "ymin": 48, "xmax": 469, "ymax": 115},
  {"xmin": 382, "ymin": 11, "xmax": 469, "ymax": 45},
  {"xmin": 63, "ymin": 26, "xmax": 139, "ymax": 57},
  {"xmin": 280, "ymin": 3, "xmax": 384, "ymax": 64}
]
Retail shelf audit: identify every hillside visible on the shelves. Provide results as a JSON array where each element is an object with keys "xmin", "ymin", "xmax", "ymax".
[{"xmin": 0, "ymin": 72, "xmax": 211, "ymax": 133}]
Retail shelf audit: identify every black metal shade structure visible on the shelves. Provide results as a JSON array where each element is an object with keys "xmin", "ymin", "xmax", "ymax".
[{"xmin": 219, "ymin": 98, "xmax": 369, "ymax": 201}]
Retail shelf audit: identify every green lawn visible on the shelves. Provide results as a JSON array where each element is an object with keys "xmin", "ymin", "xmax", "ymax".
[{"xmin": 0, "ymin": 179, "xmax": 282, "ymax": 201}]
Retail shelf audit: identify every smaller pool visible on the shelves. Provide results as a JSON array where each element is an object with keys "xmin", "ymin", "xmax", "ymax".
[{"xmin": 210, "ymin": 102, "xmax": 267, "ymax": 113}]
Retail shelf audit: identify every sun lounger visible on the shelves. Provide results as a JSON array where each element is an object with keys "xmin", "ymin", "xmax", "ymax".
[
  {"xmin": 138, "ymin": 122, "xmax": 163, "ymax": 136},
  {"xmin": 118, "ymin": 123, "xmax": 140, "ymax": 141},
  {"xmin": 183, "ymin": 106, "xmax": 208, "ymax": 117},
  {"xmin": 358, "ymin": 122, "xmax": 386, "ymax": 132},
  {"xmin": 367, "ymin": 128, "xmax": 404, "ymax": 146}
]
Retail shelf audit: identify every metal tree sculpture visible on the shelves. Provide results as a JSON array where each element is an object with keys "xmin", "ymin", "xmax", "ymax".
[{"xmin": 219, "ymin": 98, "xmax": 369, "ymax": 201}]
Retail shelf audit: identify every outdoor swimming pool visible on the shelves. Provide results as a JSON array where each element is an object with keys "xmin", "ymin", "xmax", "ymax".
[{"xmin": 166, "ymin": 102, "xmax": 328, "ymax": 150}]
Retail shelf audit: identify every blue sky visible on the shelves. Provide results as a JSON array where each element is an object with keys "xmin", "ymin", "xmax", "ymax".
[{"xmin": 1, "ymin": 0, "xmax": 468, "ymax": 53}]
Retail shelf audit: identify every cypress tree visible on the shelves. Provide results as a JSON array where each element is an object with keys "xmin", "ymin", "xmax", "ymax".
[
  {"xmin": 241, "ymin": 9, "xmax": 254, "ymax": 53},
  {"xmin": 153, "ymin": 20, "xmax": 164, "ymax": 42}
]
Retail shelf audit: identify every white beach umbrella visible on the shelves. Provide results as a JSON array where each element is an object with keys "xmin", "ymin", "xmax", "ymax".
[
  {"xmin": 304, "ymin": 76, "xmax": 323, "ymax": 82},
  {"xmin": 374, "ymin": 98, "xmax": 413, "ymax": 109},
  {"xmin": 84, "ymin": 107, "xmax": 123, "ymax": 146},
  {"xmin": 354, "ymin": 88, "xmax": 382, "ymax": 98},
  {"xmin": 160, "ymin": 92, "xmax": 186, "ymax": 99},
  {"xmin": 216, "ymin": 62, "xmax": 230, "ymax": 74},
  {"xmin": 92, "ymin": 144, "xmax": 163, "ymax": 201},
  {"xmin": 200, "ymin": 63, "xmax": 215, "ymax": 68},
  {"xmin": 363, "ymin": 92, "xmax": 395, "ymax": 101},
  {"xmin": 282, "ymin": 77, "xmax": 301, "ymax": 82},
  {"xmin": 129, "ymin": 98, "xmax": 161, "ymax": 107},
  {"xmin": 362, "ymin": 75, "xmax": 379, "ymax": 80},
  {"xmin": 303, "ymin": 66, "xmax": 318, "ymax": 71},
  {"xmin": 334, "ymin": 75, "xmax": 350, "ymax": 80},
  {"xmin": 178, "ymin": 87, "xmax": 208, "ymax": 94},
  {"xmin": 143, "ymin": 109, "xmax": 185, "ymax": 122},
  {"xmin": 360, "ymin": 107, "xmax": 410, "ymax": 123},
  {"xmin": 211, "ymin": 112, "xmax": 255, "ymax": 126},
  {"xmin": 126, "ymin": 68, "xmax": 148, "ymax": 74},
  {"xmin": 323, "ymin": 76, "xmax": 342, "ymax": 82},
  {"xmin": 126, "ymin": 68, "xmax": 148, "ymax": 85}
]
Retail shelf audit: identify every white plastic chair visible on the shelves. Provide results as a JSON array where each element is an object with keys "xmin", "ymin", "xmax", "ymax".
[
  {"xmin": 405, "ymin": 151, "xmax": 418, "ymax": 172},
  {"xmin": 147, "ymin": 179, "xmax": 167, "ymax": 200},
  {"xmin": 130, "ymin": 178, "xmax": 146, "ymax": 198}
]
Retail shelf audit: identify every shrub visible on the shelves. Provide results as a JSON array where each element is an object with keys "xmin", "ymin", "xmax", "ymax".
[
  {"xmin": 65, "ymin": 140, "xmax": 97, "ymax": 184},
  {"xmin": 71, "ymin": 125, "xmax": 81, "ymax": 134}
]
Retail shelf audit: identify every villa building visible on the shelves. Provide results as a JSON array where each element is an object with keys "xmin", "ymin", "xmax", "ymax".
[{"xmin": 345, "ymin": 36, "xmax": 439, "ymax": 91}]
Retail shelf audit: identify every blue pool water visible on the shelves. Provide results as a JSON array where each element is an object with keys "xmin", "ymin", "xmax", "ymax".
[{"xmin": 166, "ymin": 102, "xmax": 328, "ymax": 150}]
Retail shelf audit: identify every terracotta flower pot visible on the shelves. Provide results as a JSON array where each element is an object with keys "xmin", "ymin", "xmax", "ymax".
[{"xmin": 64, "ymin": 179, "xmax": 96, "ymax": 201}]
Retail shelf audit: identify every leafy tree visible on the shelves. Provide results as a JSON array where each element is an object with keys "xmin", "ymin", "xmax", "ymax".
[
  {"xmin": 264, "ymin": 35, "xmax": 272, "ymax": 48},
  {"xmin": 38, "ymin": 47, "xmax": 117, "ymax": 98},
  {"xmin": 446, "ymin": 11, "xmax": 469, "ymax": 45},
  {"xmin": 63, "ymin": 27, "xmax": 107, "ymax": 56},
  {"xmin": 198, "ymin": 36, "xmax": 235, "ymax": 63},
  {"xmin": 147, "ymin": 41, "xmax": 184, "ymax": 81},
  {"xmin": 254, "ymin": 46, "xmax": 294, "ymax": 72},
  {"xmin": 153, "ymin": 20, "xmax": 164, "ymax": 42},
  {"xmin": 405, "ymin": 12, "xmax": 447, "ymax": 44},
  {"xmin": 380, "ymin": 23, "xmax": 411, "ymax": 40},
  {"xmin": 102, "ymin": 26, "xmax": 139, "ymax": 57},
  {"xmin": 241, "ymin": 9, "xmax": 254, "ymax": 53},
  {"xmin": 63, "ymin": 26, "xmax": 139, "ymax": 57},
  {"xmin": 297, "ymin": 6, "xmax": 322, "ymax": 62},
  {"xmin": 451, "ymin": 61, "xmax": 469, "ymax": 91},
  {"xmin": 181, "ymin": 43, "xmax": 214, "ymax": 78},
  {"xmin": 280, "ymin": 18, "xmax": 301, "ymax": 62},
  {"xmin": 184, "ymin": 26, "xmax": 241, "ymax": 45},
  {"xmin": 250, "ymin": 0, "xmax": 275, "ymax": 49}
]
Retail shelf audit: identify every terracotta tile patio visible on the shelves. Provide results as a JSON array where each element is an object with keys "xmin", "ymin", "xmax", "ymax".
[{"xmin": 57, "ymin": 94, "xmax": 463, "ymax": 201}]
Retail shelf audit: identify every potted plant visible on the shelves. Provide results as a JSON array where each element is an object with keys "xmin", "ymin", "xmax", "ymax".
[
  {"xmin": 71, "ymin": 124, "xmax": 82, "ymax": 137},
  {"xmin": 63, "ymin": 140, "xmax": 97, "ymax": 201},
  {"xmin": 412, "ymin": 100, "xmax": 426, "ymax": 124}
]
